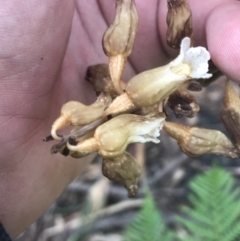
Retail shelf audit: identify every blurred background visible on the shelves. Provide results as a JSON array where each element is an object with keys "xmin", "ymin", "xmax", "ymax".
[{"xmin": 14, "ymin": 77, "xmax": 240, "ymax": 241}]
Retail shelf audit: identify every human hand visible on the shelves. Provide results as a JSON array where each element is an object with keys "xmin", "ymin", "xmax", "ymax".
[{"xmin": 0, "ymin": 0, "xmax": 239, "ymax": 237}]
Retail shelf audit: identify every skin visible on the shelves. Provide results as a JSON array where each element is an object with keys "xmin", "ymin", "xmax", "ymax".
[{"xmin": 0, "ymin": 0, "xmax": 240, "ymax": 237}]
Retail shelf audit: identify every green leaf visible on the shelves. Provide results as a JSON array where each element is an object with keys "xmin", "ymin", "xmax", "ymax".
[
  {"xmin": 177, "ymin": 166, "xmax": 240, "ymax": 241},
  {"xmin": 123, "ymin": 190, "xmax": 175, "ymax": 241}
]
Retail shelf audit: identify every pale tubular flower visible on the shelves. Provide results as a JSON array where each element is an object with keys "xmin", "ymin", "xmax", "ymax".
[
  {"xmin": 102, "ymin": 152, "xmax": 142, "ymax": 197},
  {"xmin": 163, "ymin": 121, "xmax": 239, "ymax": 158},
  {"xmin": 221, "ymin": 79, "xmax": 240, "ymax": 150},
  {"xmin": 104, "ymin": 37, "xmax": 212, "ymax": 116},
  {"xmin": 67, "ymin": 113, "xmax": 165, "ymax": 158},
  {"xmin": 126, "ymin": 37, "xmax": 212, "ymax": 107},
  {"xmin": 102, "ymin": 0, "xmax": 139, "ymax": 94},
  {"xmin": 51, "ymin": 93, "xmax": 111, "ymax": 140}
]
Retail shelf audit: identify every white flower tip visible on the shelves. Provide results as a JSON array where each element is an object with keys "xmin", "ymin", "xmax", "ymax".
[
  {"xmin": 139, "ymin": 121, "xmax": 163, "ymax": 144},
  {"xmin": 183, "ymin": 46, "xmax": 211, "ymax": 79},
  {"xmin": 129, "ymin": 115, "xmax": 165, "ymax": 144},
  {"xmin": 180, "ymin": 37, "xmax": 191, "ymax": 54},
  {"xmin": 171, "ymin": 37, "xmax": 212, "ymax": 79},
  {"xmin": 170, "ymin": 37, "xmax": 191, "ymax": 66}
]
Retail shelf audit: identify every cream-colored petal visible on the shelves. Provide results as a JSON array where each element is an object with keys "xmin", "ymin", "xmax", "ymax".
[{"xmin": 171, "ymin": 37, "xmax": 212, "ymax": 78}]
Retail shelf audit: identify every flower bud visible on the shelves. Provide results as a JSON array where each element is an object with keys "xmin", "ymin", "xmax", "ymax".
[
  {"xmin": 103, "ymin": 0, "xmax": 138, "ymax": 58},
  {"xmin": 67, "ymin": 113, "xmax": 165, "ymax": 158},
  {"xmin": 102, "ymin": 0, "xmax": 139, "ymax": 94},
  {"xmin": 168, "ymin": 88, "xmax": 200, "ymax": 118},
  {"xmin": 102, "ymin": 152, "xmax": 141, "ymax": 197},
  {"xmin": 221, "ymin": 79, "xmax": 240, "ymax": 151},
  {"xmin": 166, "ymin": 0, "xmax": 193, "ymax": 48},
  {"xmin": 85, "ymin": 64, "xmax": 126, "ymax": 97},
  {"xmin": 51, "ymin": 93, "xmax": 111, "ymax": 140},
  {"xmin": 163, "ymin": 121, "xmax": 239, "ymax": 158}
]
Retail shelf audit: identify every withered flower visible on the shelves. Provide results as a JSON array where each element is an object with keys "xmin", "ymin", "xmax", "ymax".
[
  {"xmin": 85, "ymin": 64, "xmax": 126, "ymax": 97},
  {"xmin": 163, "ymin": 121, "xmax": 239, "ymax": 158},
  {"xmin": 186, "ymin": 80, "xmax": 202, "ymax": 91},
  {"xmin": 168, "ymin": 88, "xmax": 200, "ymax": 118},
  {"xmin": 221, "ymin": 79, "xmax": 240, "ymax": 151},
  {"xmin": 102, "ymin": 152, "xmax": 141, "ymax": 197},
  {"xmin": 102, "ymin": 0, "xmax": 139, "ymax": 94},
  {"xmin": 51, "ymin": 93, "xmax": 111, "ymax": 140},
  {"xmin": 67, "ymin": 113, "xmax": 165, "ymax": 158},
  {"xmin": 166, "ymin": 0, "xmax": 193, "ymax": 48},
  {"xmin": 104, "ymin": 37, "xmax": 211, "ymax": 116}
]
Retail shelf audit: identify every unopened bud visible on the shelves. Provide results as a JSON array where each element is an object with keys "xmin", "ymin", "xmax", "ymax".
[
  {"xmin": 103, "ymin": 0, "xmax": 138, "ymax": 58},
  {"xmin": 51, "ymin": 93, "xmax": 111, "ymax": 140},
  {"xmin": 221, "ymin": 79, "xmax": 240, "ymax": 151},
  {"xmin": 166, "ymin": 0, "xmax": 193, "ymax": 48},
  {"xmin": 67, "ymin": 113, "xmax": 165, "ymax": 158},
  {"xmin": 163, "ymin": 121, "xmax": 239, "ymax": 158},
  {"xmin": 102, "ymin": 152, "xmax": 141, "ymax": 197},
  {"xmin": 102, "ymin": 0, "xmax": 139, "ymax": 94},
  {"xmin": 168, "ymin": 88, "xmax": 200, "ymax": 118}
]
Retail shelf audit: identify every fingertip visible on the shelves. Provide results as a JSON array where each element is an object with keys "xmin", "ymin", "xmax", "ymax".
[{"xmin": 206, "ymin": 2, "xmax": 240, "ymax": 83}]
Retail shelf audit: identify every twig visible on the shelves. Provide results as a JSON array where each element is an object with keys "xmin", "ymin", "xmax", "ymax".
[
  {"xmin": 66, "ymin": 182, "xmax": 144, "ymax": 201},
  {"xmin": 39, "ymin": 199, "xmax": 144, "ymax": 240},
  {"xmin": 149, "ymin": 154, "xmax": 189, "ymax": 184},
  {"xmin": 135, "ymin": 143, "xmax": 147, "ymax": 184}
]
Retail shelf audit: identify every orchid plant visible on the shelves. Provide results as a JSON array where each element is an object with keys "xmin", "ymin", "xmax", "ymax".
[{"xmin": 44, "ymin": 0, "xmax": 240, "ymax": 197}]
